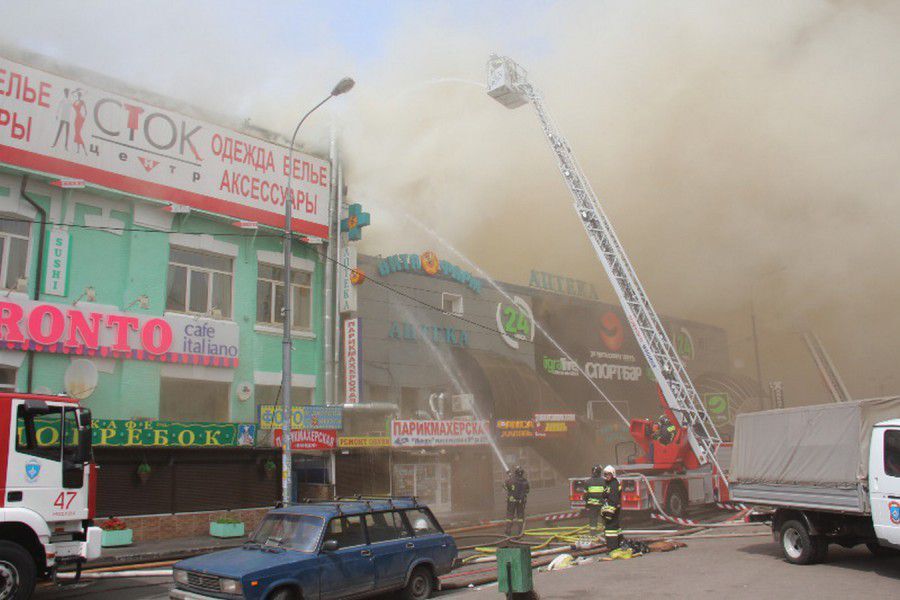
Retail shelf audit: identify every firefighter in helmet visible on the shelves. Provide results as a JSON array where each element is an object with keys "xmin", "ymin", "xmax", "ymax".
[
  {"xmin": 583, "ymin": 464, "xmax": 607, "ymax": 533},
  {"xmin": 504, "ymin": 466, "xmax": 530, "ymax": 536},
  {"xmin": 654, "ymin": 414, "xmax": 676, "ymax": 445},
  {"xmin": 601, "ymin": 464, "xmax": 622, "ymax": 550}
]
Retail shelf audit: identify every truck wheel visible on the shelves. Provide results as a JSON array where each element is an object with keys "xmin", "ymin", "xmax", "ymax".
[
  {"xmin": 780, "ymin": 520, "xmax": 820, "ymax": 565},
  {"xmin": 400, "ymin": 566, "xmax": 434, "ymax": 600},
  {"xmin": 665, "ymin": 484, "xmax": 688, "ymax": 518},
  {"xmin": 0, "ymin": 541, "xmax": 35, "ymax": 600}
]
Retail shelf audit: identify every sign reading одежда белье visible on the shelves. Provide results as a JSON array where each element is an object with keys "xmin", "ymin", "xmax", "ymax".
[{"xmin": 0, "ymin": 56, "xmax": 330, "ymax": 237}]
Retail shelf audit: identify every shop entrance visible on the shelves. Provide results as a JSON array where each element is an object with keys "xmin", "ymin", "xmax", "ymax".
[{"xmin": 393, "ymin": 463, "xmax": 451, "ymax": 513}]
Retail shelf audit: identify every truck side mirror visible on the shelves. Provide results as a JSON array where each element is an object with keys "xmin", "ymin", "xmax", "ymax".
[{"xmin": 321, "ymin": 539, "xmax": 339, "ymax": 553}]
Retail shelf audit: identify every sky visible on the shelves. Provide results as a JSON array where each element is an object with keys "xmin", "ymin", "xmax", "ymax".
[{"xmin": 2, "ymin": 0, "xmax": 899, "ymax": 403}]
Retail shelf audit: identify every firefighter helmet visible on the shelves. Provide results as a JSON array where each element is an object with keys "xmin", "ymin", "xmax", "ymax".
[
  {"xmin": 514, "ymin": 465, "xmax": 525, "ymax": 477},
  {"xmin": 592, "ymin": 464, "xmax": 603, "ymax": 477},
  {"xmin": 603, "ymin": 465, "xmax": 617, "ymax": 478}
]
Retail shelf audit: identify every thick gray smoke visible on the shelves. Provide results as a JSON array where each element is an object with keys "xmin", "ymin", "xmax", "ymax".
[{"xmin": 2, "ymin": 1, "xmax": 899, "ymax": 403}]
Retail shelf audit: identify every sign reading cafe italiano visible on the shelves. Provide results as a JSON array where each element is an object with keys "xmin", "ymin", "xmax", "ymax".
[{"xmin": 0, "ymin": 56, "xmax": 330, "ymax": 237}]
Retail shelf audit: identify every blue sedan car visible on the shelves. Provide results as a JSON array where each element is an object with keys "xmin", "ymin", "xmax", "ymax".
[{"xmin": 170, "ymin": 498, "xmax": 457, "ymax": 600}]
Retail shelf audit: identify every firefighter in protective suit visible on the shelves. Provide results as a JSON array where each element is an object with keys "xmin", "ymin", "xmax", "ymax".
[
  {"xmin": 504, "ymin": 466, "xmax": 530, "ymax": 536},
  {"xmin": 601, "ymin": 464, "xmax": 622, "ymax": 550},
  {"xmin": 583, "ymin": 465, "xmax": 606, "ymax": 532}
]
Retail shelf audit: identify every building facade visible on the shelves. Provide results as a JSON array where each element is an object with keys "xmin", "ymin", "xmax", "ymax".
[{"xmin": 0, "ymin": 53, "xmax": 333, "ymax": 538}]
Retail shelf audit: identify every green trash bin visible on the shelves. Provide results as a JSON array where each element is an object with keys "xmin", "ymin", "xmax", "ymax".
[{"xmin": 497, "ymin": 545, "xmax": 533, "ymax": 595}]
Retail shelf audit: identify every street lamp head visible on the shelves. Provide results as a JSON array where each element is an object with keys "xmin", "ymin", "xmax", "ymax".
[{"xmin": 331, "ymin": 77, "xmax": 355, "ymax": 96}]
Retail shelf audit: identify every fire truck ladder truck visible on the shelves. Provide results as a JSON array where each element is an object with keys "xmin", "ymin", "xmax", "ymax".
[{"xmin": 486, "ymin": 55, "xmax": 726, "ymax": 479}]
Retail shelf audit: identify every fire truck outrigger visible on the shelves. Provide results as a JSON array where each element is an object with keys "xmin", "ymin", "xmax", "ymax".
[
  {"xmin": 486, "ymin": 56, "xmax": 732, "ymax": 517},
  {"xmin": 0, "ymin": 392, "xmax": 101, "ymax": 599}
]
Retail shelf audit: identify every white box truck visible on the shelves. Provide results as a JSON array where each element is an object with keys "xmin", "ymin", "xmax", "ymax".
[{"xmin": 730, "ymin": 397, "xmax": 900, "ymax": 564}]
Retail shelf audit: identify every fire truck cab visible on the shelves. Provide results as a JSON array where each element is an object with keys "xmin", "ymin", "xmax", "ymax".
[{"xmin": 0, "ymin": 393, "xmax": 101, "ymax": 599}]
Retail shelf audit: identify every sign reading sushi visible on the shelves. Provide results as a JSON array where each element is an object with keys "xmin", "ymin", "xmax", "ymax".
[{"xmin": 0, "ymin": 299, "xmax": 239, "ymax": 367}]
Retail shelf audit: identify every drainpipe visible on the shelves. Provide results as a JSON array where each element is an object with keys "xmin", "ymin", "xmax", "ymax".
[
  {"xmin": 19, "ymin": 175, "xmax": 47, "ymax": 394},
  {"xmin": 332, "ymin": 160, "xmax": 344, "ymax": 405},
  {"xmin": 322, "ymin": 129, "xmax": 338, "ymax": 405}
]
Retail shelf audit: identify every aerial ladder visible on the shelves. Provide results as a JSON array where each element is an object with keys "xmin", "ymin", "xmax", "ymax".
[
  {"xmin": 802, "ymin": 330, "xmax": 852, "ymax": 403},
  {"xmin": 486, "ymin": 55, "xmax": 726, "ymax": 478}
]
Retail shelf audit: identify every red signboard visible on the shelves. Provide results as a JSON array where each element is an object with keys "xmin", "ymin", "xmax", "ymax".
[
  {"xmin": 273, "ymin": 429, "xmax": 337, "ymax": 451},
  {"xmin": 0, "ymin": 56, "xmax": 330, "ymax": 237}
]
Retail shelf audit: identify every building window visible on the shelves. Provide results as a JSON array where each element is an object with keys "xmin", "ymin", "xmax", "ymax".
[
  {"xmin": 166, "ymin": 248, "xmax": 233, "ymax": 318},
  {"xmin": 441, "ymin": 292, "xmax": 463, "ymax": 316},
  {"xmin": 159, "ymin": 379, "xmax": 230, "ymax": 422},
  {"xmin": 254, "ymin": 385, "xmax": 313, "ymax": 409},
  {"xmin": 256, "ymin": 264, "xmax": 312, "ymax": 329},
  {"xmin": 0, "ymin": 367, "xmax": 16, "ymax": 392},
  {"xmin": 0, "ymin": 218, "xmax": 29, "ymax": 291}
]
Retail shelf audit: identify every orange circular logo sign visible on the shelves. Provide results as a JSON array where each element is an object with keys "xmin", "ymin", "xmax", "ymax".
[
  {"xmin": 420, "ymin": 251, "xmax": 440, "ymax": 275},
  {"xmin": 349, "ymin": 268, "xmax": 366, "ymax": 285},
  {"xmin": 599, "ymin": 311, "xmax": 624, "ymax": 352}
]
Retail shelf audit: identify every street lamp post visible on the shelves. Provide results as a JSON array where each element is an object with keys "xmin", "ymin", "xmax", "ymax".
[{"xmin": 282, "ymin": 77, "xmax": 354, "ymax": 505}]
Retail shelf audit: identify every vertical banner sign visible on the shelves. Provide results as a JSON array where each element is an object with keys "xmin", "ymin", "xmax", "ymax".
[
  {"xmin": 338, "ymin": 245, "xmax": 358, "ymax": 314},
  {"xmin": 343, "ymin": 318, "xmax": 361, "ymax": 404},
  {"xmin": 44, "ymin": 227, "xmax": 70, "ymax": 296}
]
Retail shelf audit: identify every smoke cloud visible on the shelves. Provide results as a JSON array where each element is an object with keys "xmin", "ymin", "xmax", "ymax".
[{"xmin": 2, "ymin": 0, "xmax": 899, "ymax": 403}]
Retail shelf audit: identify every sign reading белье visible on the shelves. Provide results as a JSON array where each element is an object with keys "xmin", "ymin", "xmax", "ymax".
[
  {"xmin": 0, "ymin": 56, "xmax": 330, "ymax": 237},
  {"xmin": 391, "ymin": 420, "xmax": 490, "ymax": 447}
]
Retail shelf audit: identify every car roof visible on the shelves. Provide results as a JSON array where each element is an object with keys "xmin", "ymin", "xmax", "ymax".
[{"xmin": 269, "ymin": 498, "xmax": 425, "ymax": 519}]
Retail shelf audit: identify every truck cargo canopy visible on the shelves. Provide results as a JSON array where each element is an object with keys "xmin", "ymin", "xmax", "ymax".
[{"xmin": 731, "ymin": 397, "xmax": 900, "ymax": 488}]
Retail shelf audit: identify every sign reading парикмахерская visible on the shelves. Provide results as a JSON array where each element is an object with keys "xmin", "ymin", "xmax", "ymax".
[
  {"xmin": 390, "ymin": 420, "xmax": 490, "ymax": 447},
  {"xmin": 0, "ymin": 56, "xmax": 330, "ymax": 237}
]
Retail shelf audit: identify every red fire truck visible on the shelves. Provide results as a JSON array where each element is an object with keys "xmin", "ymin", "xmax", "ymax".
[
  {"xmin": 570, "ymin": 399, "xmax": 732, "ymax": 517},
  {"xmin": 0, "ymin": 393, "xmax": 101, "ymax": 599}
]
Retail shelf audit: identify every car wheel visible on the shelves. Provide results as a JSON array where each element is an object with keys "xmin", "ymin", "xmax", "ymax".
[
  {"xmin": 665, "ymin": 483, "xmax": 688, "ymax": 518},
  {"xmin": 0, "ymin": 541, "xmax": 35, "ymax": 600},
  {"xmin": 267, "ymin": 586, "xmax": 299, "ymax": 600},
  {"xmin": 780, "ymin": 520, "xmax": 819, "ymax": 565},
  {"xmin": 400, "ymin": 566, "xmax": 434, "ymax": 600}
]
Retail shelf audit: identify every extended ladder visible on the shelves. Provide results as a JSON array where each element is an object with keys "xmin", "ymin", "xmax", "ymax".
[
  {"xmin": 487, "ymin": 55, "xmax": 725, "ymax": 472},
  {"xmin": 802, "ymin": 330, "xmax": 852, "ymax": 403}
]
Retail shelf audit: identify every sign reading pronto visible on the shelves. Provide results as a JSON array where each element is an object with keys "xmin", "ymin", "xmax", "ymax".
[
  {"xmin": 0, "ymin": 299, "xmax": 239, "ymax": 367},
  {"xmin": 258, "ymin": 405, "xmax": 343, "ymax": 430},
  {"xmin": 44, "ymin": 227, "xmax": 70, "ymax": 296},
  {"xmin": 343, "ymin": 318, "xmax": 361, "ymax": 404},
  {"xmin": 92, "ymin": 420, "xmax": 255, "ymax": 447},
  {"xmin": 0, "ymin": 56, "xmax": 330, "ymax": 237},
  {"xmin": 391, "ymin": 420, "xmax": 490, "ymax": 447},
  {"xmin": 273, "ymin": 428, "xmax": 338, "ymax": 451}
]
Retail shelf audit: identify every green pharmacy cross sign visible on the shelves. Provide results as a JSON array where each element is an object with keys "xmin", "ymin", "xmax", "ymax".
[{"xmin": 341, "ymin": 203, "xmax": 371, "ymax": 241}]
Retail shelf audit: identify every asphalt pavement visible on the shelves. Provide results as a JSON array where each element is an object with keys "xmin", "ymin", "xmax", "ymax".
[{"xmin": 451, "ymin": 526, "xmax": 900, "ymax": 599}]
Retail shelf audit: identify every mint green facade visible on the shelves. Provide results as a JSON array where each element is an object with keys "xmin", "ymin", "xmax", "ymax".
[{"xmin": 0, "ymin": 169, "xmax": 326, "ymax": 422}]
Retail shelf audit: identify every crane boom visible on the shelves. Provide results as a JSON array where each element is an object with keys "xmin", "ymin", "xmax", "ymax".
[{"xmin": 487, "ymin": 55, "xmax": 725, "ymax": 473}]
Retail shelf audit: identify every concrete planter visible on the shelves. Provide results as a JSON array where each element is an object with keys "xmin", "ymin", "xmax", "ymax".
[
  {"xmin": 210, "ymin": 522, "xmax": 245, "ymax": 538},
  {"xmin": 101, "ymin": 529, "xmax": 133, "ymax": 547}
]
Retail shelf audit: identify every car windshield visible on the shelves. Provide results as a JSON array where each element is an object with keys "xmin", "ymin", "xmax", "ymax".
[{"xmin": 250, "ymin": 514, "xmax": 324, "ymax": 553}]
